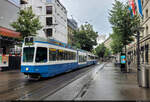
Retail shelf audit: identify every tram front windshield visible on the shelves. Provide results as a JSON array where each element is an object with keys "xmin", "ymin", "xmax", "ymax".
[{"xmin": 23, "ymin": 47, "xmax": 35, "ymax": 62}]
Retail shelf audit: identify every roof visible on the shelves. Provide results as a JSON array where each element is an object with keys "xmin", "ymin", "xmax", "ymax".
[{"xmin": 0, "ymin": 27, "xmax": 21, "ymax": 38}]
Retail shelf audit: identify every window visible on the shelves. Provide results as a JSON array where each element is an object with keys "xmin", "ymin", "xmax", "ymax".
[
  {"xmin": 79, "ymin": 55, "xmax": 86, "ymax": 62},
  {"xmin": 46, "ymin": 28, "xmax": 53, "ymax": 37},
  {"xmin": 49, "ymin": 48, "xmax": 57, "ymax": 61},
  {"xmin": 46, "ymin": 17, "xmax": 53, "ymax": 26},
  {"xmin": 146, "ymin": 25, "xmax": 148, "ymax": 35},
  {"xmin": 37, "ymin": 6, "xmax": 42, "ymax": 15},
  {"xmin": 46, "ymin": 0, "xmax": 52, "ymax": 3},
  {"xmin": 141, "ymin": 0, "xmax": 144, "ymax": 6},
  {"xmin": 57, "ymin": 49, "xmax": 64, "ymax": 60},
  {"xmin": 35, "ymin": 47, "xmax": 47, "ymax": 63},
  {"xmin": 146, "ymin": 9, "xmax": 148, "ymax": 18},
  {"xmin": 20, "ymin": 0, "xmax": 28, "ymax": 4},
  {"xmin": 145, "ymin": 45, "xmax": 149, "ymax": 63},
  {"xmin": 46, "ymin": 6, "xmax": 52, "ymax": 14},
  {"xmin": 23, "ymin": 47, "xmax": 35, "ymax": 62}
]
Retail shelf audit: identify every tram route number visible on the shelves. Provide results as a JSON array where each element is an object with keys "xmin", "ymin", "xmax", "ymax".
[{"xmin": 25, "ymin": 42, "xmax": 33, "ymax": 46}]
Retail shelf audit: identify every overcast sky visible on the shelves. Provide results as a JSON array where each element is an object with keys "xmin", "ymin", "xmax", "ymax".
[{"xmin": 60, "ymin": 0, "xmax": 126, "ymax": 37}]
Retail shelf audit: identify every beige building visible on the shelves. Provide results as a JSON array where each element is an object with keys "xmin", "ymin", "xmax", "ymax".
[
  {"xmin": 127, "ymin": 0, "xmax": 150, "ymax": 67},
  {"xmin": 103, "ymin": 36, "xmax": 112, "ymax": 50}
]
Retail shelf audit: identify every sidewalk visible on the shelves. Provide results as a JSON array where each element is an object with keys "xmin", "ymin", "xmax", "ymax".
[{"xmin": 81, "ymin": 63, "xmax": 150, "ymax": 100}]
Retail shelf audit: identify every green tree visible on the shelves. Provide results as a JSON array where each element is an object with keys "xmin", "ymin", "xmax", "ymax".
[
  {"xmin": 73, "ymin": 23, "xmax": 98, "ymax": 52},
  {"xmin": 110, "ymin": 33, "xmax": 123, "ymax": 54},
  {"xmin": 104, "ymin": 48, "xmax": 111, "ymax": 57},
  {"xmin": 11, "ymin": 6, "xmax": 43, "ymax": 40},
  {"xmin": 109, "ymin": 0, "xmax": 140, "ymax": 54},
  {"xmin": 95, "ymin": 43, "xmax": 106, "ymax": 58}
]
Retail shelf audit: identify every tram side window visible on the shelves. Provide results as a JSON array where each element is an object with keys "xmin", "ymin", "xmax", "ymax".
[
  {"xmin": 36, "ymin": 47, "xmax": 47, "ymax": 63},
  {"xmin": 79, "ymin": 55, "xmax": 86, "ymax": 62},
  {"xmin": 58, "ymin": 50, "xmax": 64, "ymax": 60},
  {"xmin": 49, "ymin": 48, "xmax": 57, "ymax": 61},
  {"xmin": 64, "ymin": 51, "xmax": 67, "ymax": 60},
  {"xmin": 23, "ymin": 47, "xmax": 35, "ymax": 62},
  {"xmin": 73, "ymin": 52, "xmax": 76, "ymax": 60}
]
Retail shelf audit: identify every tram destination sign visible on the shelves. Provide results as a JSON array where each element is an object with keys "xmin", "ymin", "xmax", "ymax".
[{"xmin": 25, "ymin": 37, "xmax": 34, "ymax": 46}]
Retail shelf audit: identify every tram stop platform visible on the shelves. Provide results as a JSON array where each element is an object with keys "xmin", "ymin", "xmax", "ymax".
[{"xmin": 79, "ymin": 62, "xmax": 150, "ymax": 100}]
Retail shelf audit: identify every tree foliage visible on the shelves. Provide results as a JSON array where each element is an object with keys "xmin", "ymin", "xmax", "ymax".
[
  {"xmin": 95, "ymin": 43, "xmax": 111, "ymax": 58},
  {"xmin": 73, "ymin": 23, "xmax": 98, "ymax": 52},
  {"xmin": 110, "ymin": 33, "xmax": 123, "ymax": 54},
  {"xmin": 11, "ymin": 6, "xmax": 43, "ymax": 40},
  {"xmin": 109, "ymin": 0, "xmax": 140, "ymax": 54}
]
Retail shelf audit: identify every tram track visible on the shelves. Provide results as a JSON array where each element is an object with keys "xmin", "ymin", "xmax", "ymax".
[
  {"xmin": 18, "ymin": 65, "xmax": 98, "ymax": 100},
  {"xmin": 0, "ymin": 64, "xmax": 99, "ymax": 100}
]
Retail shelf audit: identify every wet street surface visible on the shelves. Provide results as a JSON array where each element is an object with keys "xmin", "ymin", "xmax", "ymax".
[
  {"xmin": 80, "ymin": 63, "xmax": 150, "ymax": 100},
  {"xmin": 2, "ymin": 62, "xmax": 150, "ymax": 101},
  {"xmin": 0, "ymin": 63, "xmax": 101, "ymax": 100}
]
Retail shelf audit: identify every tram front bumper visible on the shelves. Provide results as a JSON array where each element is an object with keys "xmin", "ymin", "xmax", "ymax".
[{"xmin": 21, "ymin": 66, "xmax": 44, "ymax": 73}]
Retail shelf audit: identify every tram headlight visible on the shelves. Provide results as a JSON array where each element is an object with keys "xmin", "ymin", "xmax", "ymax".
[{"xmin": 26, "ymin": 68, "xmax": 29, "ymax": 71}]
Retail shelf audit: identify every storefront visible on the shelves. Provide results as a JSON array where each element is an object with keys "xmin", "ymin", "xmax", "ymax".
[{"xmin": 0, "ymin": 26, "xmax": 21, "ymax": 71}]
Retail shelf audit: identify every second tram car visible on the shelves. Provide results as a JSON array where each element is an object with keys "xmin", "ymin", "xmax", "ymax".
[{"xmin": 21, "ymin": 36, "xmax": 98, "ymax": 78}]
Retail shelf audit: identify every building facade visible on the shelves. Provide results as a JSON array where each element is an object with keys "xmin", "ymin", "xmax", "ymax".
[
  {"xmin": 0, "ymin": 0, "xmax": 21, "ymax": 55},
  {"xmin": 103, "ymin": 36, "xmax": 112, "ymax": 50},
  {"xmin": 0, "ymin": 0, "xmax": 21, "ymax": 69},
  {"xmin": 21, "ymin": 0, "xmax": 68, "ymax": 44},
  {"xmin": 67, "ymin": 18, "xmax": 78, "ymax": 45},
  {"xmin": 127, "ymin": 0, "xmax": 150, "ymax": 68}
]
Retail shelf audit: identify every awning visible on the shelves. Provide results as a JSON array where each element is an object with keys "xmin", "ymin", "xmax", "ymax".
[{"xmin": 0, "ymin": 27, "xmax": 21, "ymax": 38}]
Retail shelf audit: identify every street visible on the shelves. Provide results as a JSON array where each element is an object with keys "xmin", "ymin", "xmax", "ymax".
[
  {"xmin": 0, "ymin": 63, "xmax": 102, "ymax": 100},
  {"xmin": 1, "ymin": 62, "xmax": 150, "ymax": 100}
]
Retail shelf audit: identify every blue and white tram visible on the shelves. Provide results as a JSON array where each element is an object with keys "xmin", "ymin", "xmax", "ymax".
[{"xmin": 21, "ymin": 36, "xmax": 98, "ymax": 78}]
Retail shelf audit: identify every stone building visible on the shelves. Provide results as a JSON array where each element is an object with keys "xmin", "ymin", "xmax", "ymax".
[
  {"xmin": 103, "ymin": 36, "xmax": 112, "ymax": 50},
  {"xmin": 127, "ymin": 0, "xmax": 150, "ymax": 68},
  {"xmin": 67, "ymin": 18, "xmax": 78, "ymax": 46}
]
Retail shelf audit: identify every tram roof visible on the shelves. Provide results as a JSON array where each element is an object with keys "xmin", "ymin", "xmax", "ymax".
[{"xmin": 24, "ymin": 36, "xmax": 96, "ymax": 55}]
